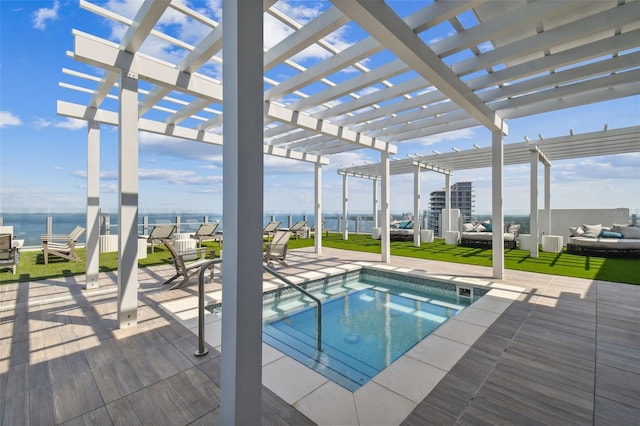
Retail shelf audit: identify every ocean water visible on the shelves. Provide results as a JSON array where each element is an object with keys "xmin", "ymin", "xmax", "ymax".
[{"xmin": 0, "ymin": 212, "xmax": 380, "ymax": 247}]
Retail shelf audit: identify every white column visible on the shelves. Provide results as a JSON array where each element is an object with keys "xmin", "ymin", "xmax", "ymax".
[
  {"xmin": 544, "ymin": 164, "xmax": 551, "ymax": 236},
  {"xmin": 413, "ymin": 167, "xmax": 421, "ymax": 247},
  {"xmin": 86, "ymin": 121, "xmax": 100, "ymax": 289},
  {"xmin": 221, "ymin": 1, "xmax": 263, "ymax": 424},
  {"xmin": 342, "ymin": 174, "xmax": 348, "ymax": 240},
  {"xmin": 530, "ymin": 150, "xmax": 539, "ymax": 258},
  {"xmin": 381, "ymin": 151, "xmax": 391, "ymax": 263},
  {"xmin": 492, "ymin": 130, "xmax": 505, "ymax": 279},
  {"xmin": 372, "ymin": 178, "xmax": 378, "ymax": 228},
  {"xmin": 444, "ymin": 173, "xmax": 451, "ymax": 233},
  {"xmin": 314, "ymin": 162, "xmax": 322, "ymax": 254},
  {"xmin": 117, "ymin": 70, "xmax": 139, "ymax": 328}
]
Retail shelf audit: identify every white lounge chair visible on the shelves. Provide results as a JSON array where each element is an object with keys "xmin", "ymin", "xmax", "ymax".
[
  {"xmin": 264, "ymin": 230, "xmax": 292, "ymax": 267},
  {"xmin": 41, "ymin": 225, "xmax": 85, "ymax": 265}
]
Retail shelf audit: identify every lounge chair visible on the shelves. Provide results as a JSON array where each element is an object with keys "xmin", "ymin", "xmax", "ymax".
[
  {"xmin": 287, "ymin": 220, "xmax": 307, "ymax": 239},
  {"xmin": 263, "ymin": 221, "xmax": 281, "ymax": 242},
  {"xmin": 162, "ymin": 239, "xmax": 216, "ymax": 290},
  {"xmin": 41, "ymin": 225, "xmax": 85, "ymax": 265},
  {"xmin": 190, "ymin": 223, "xmax": 221, "ymax": 247},
  {"xmin": 0, "ymin": 233, "xmax": 18, "ymax": 275},
  {"xmin": 264, "ymin": 230, "xmax": 292, "ymax": 267},
  {"xmin": 141, "ymin": 224, "xmax": 176, "ymax": 253}
]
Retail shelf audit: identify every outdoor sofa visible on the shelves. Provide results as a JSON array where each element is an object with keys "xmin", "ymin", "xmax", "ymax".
[
  {"xmin": 389, "ymin": 220, "xmax": 414, "ymax": 241},
  {"xmin": 567, "ymin": 223, "xmax": 640, "ymax": 258},
  {"xmin": 460, "ymin": 222, "xmax": 520, "ymax": 249}
]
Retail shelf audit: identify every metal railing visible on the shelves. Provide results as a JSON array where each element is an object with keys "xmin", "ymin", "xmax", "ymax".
[
  {"xmin": 193, "ymin": 259, "xmax": 323, "ymax": 357},
  {"xmin": 195, "ymin": 258, "xmax": 223, "ymax": 357},
  {"xmin": 263, "ymin": 264, "xmax": 322, "ymax": 350}
]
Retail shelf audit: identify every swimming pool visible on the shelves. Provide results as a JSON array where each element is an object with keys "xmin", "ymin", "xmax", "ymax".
[{"xmin": 261, "ymin": 268, "xmax": 487, "ymax": 391}]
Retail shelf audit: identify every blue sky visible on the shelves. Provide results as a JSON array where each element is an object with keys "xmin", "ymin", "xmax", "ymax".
[{"xmin": 1, "ymin": 0, "xmax": 639, "ymax": 217}]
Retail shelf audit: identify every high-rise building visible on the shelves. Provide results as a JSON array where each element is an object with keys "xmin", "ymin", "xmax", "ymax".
[{"xmin": 426, "ymin": 182, "xmax": 474, "ymax": 236}]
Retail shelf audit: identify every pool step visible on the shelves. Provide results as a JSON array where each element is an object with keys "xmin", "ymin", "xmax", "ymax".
[{"xmin": 263, "ymin": 321, "xmax": 378, "ymax": 392}]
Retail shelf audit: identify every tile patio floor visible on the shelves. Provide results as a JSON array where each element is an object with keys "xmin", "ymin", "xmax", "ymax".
[{"xmin": 1, "ymin": 247, "xmax": 638, "ymax": 425}]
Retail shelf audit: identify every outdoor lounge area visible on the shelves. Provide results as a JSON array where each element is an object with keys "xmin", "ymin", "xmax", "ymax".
[
  {"xmin": 2, "ymin": 0, "xmax": 636, "ymax": 424},
  {"xmin": 1, "ymin": 246, "xmax": 638, "ymax": 425}
]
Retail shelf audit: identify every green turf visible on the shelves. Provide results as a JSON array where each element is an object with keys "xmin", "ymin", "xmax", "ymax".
[
  {"xmin": 320, "ymin": 233, "xmax": 640, "ymax": 285},
  {"xmin": 0, "ymin": 238, "xmax": 316, "ymax": 285},
  {"xmin": 2, "ymin": 234, "xmax": 637, "ymax": 286}
]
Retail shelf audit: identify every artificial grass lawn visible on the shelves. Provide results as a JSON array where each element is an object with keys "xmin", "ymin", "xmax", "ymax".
[
  {"xmin": 2, "ymin": 233, "xmax": 638, "ymax": 285},
  {"xmin": 0, "ymin": 237, "xmax": 316, "ymax": 284},
  {"xmin": 320, "ymin": 233, "xmax": 640, "ymax": 286}
]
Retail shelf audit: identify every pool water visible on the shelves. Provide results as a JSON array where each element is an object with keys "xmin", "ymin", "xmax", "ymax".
[{"xmin": 262, "ymin": 273, "xmax": 479, "ymax": 391}]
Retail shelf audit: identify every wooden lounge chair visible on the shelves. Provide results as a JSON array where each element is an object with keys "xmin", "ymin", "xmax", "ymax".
[
  {"xmin": 162, "ymin": 239, "xmax": 216, "ymax": 290},
  {"xmin": 0, "ymin": 233, "xmax": 18, "ymax": 275},
  {"xmin": 141, "ymin": 224, "xmax": 176, "ymax": 253},
  {"xmin": 264, "ymin": 230, "xmax": 292, "ymax": 267},
  {"xmin": 41, "ymin": 225, "xmax": 85, "ymax": 265},
  {"xmin": 190, "ymin": 223, "xmax": 221, "ymax": 247},
  {"xmin": 263, "ymin": 221, "xmax": 281, "ymax": 242}
]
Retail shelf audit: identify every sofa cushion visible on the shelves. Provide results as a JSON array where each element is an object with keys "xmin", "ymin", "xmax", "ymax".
[
  {"xmin": 599, "ymin": 230, "xmax": 623, "ymax": 239},
  {"xmin": 620, "ymin": 226, "xmax": 640, "ymax": 239},
  {"xmin": 581, "ymin": 232, "xmax": 599, "ymax": 238},
  {"xmin": 507, "ymin": 224, "xmax": 520, "ymax": 234},
  {"xmin": 612, "ymin": 223, "xmax": 628, "ymax": 232},
  {"xmin": 484, "ymin": 223, "xmax": 493, "ymax": 232},
  {"xmin": 582, "ymin": 223, "xmax": 602, "ymax": 235},
  {"xmin": 474, "ymin": 224, "xmax": 486, "ymax": 232},
  {"xmin": 398, "ymin": 220, "xmax": 413, "ymax": 229},
  {"xmin": 569, "ymin": 226, "xmax": 584, "ymax": 237}
]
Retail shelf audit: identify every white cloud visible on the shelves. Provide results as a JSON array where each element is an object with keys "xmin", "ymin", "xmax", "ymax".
[
  {"xmin": 32, "ymin": 0, "xmax": 60, "ymax": 30},
  {"xmin": 33, "ymin": 117, "xmax": 53, "ymax": 129},
  {"xmin": 54, "ymin": 118, "xmax": 86, "ymax": 130},
  {"xmin": 412, "ymin": 128, "xmax": 476, "ymax": 146},
  {"xmin": 0, "ymin": 111, "xmax": 22, "ymax": 128}
]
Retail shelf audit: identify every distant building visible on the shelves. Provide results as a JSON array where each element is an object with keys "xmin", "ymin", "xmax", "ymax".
[{"xmin": 426, "ymin": 182, "xmax": 474, "ymax": 236}]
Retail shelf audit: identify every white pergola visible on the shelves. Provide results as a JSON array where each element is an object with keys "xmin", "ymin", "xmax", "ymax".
[
  {"xmin": 338, "ymin": 125, "xmax": 640, "ymax": 256},
  {"xmin": 57, "ymin": 1, "xmax": 640, "ymax": 423}
]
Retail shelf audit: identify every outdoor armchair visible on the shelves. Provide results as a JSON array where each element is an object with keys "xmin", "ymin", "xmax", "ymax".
[
  {"xmin": 162, "ymin": 239, "xmax": 217, "ymax": 290},
  {"xmin": 263, "ymin": 230, "xmax": 292, "ymax": 267},
  {"xmin": 41, "ymin": 225, "xmax": 85, "ymax": 265}
]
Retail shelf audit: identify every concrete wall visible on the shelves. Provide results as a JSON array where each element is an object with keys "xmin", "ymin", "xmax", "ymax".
[{"xmin": 538, "ymin": 208, "xmax": 630, "ymax": 244}]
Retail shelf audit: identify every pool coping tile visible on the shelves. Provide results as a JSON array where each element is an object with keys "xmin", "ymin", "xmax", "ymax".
[{"xmin": 159, "ymin": 265, "xmax": 523, "ymax": 425}]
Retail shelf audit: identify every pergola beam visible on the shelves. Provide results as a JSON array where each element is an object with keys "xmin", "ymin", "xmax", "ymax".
[
  {"xmin": 332, "ymin": 0, "xmax": 507, "ymax": 135},
  {"xmin": 57, "ymin": 100, "xmax": 329, "ymax": 164}
]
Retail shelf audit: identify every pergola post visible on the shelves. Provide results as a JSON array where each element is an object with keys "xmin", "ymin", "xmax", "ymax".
[
  {"xmin": 413, "ymin": 166, "xmax": 421, "ymax": 247},
  {"xmin": 544, "ymin": 164, "xmax": 551, "ymax": 236},
  {"xmin": 492, "ymin": 130, "xmax": 505, "ymax": 279},
  {"xmin": 381, "ymin": 151, "xmax": 390, "ymax": 263},
  {"xmin": 444, "ymin": 173, "xmax": 451, "ymax": 234},
  {"xmin": 314, "ymin": 162, "xmax": 322, "ymax": 254},
  {"xmin": 372, "ymin": 177, "xmax": 378, "ymax": 228},
  {"xmin": 86, "ymin": 121, "xmax": 100, "ymax": 289},
  {"xmin": 117, "ymin": 70, "xmax": 139, "ymax": 328},
  {"xmin": 342, "ymin": 173, "xmax": 348, "ymax": 240},
  {"xmin": 220, "ymin": 1, "xmax": 263, "ymax": 424},
  {"xmin": 530, "ymin": 149, "xmax": 539, "ymax": 258}
]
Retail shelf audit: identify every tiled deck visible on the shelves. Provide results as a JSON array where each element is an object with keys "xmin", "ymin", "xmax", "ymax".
[{"xmin": 1, "ymin": 247, "xmax": 638, "ymax": 425}]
